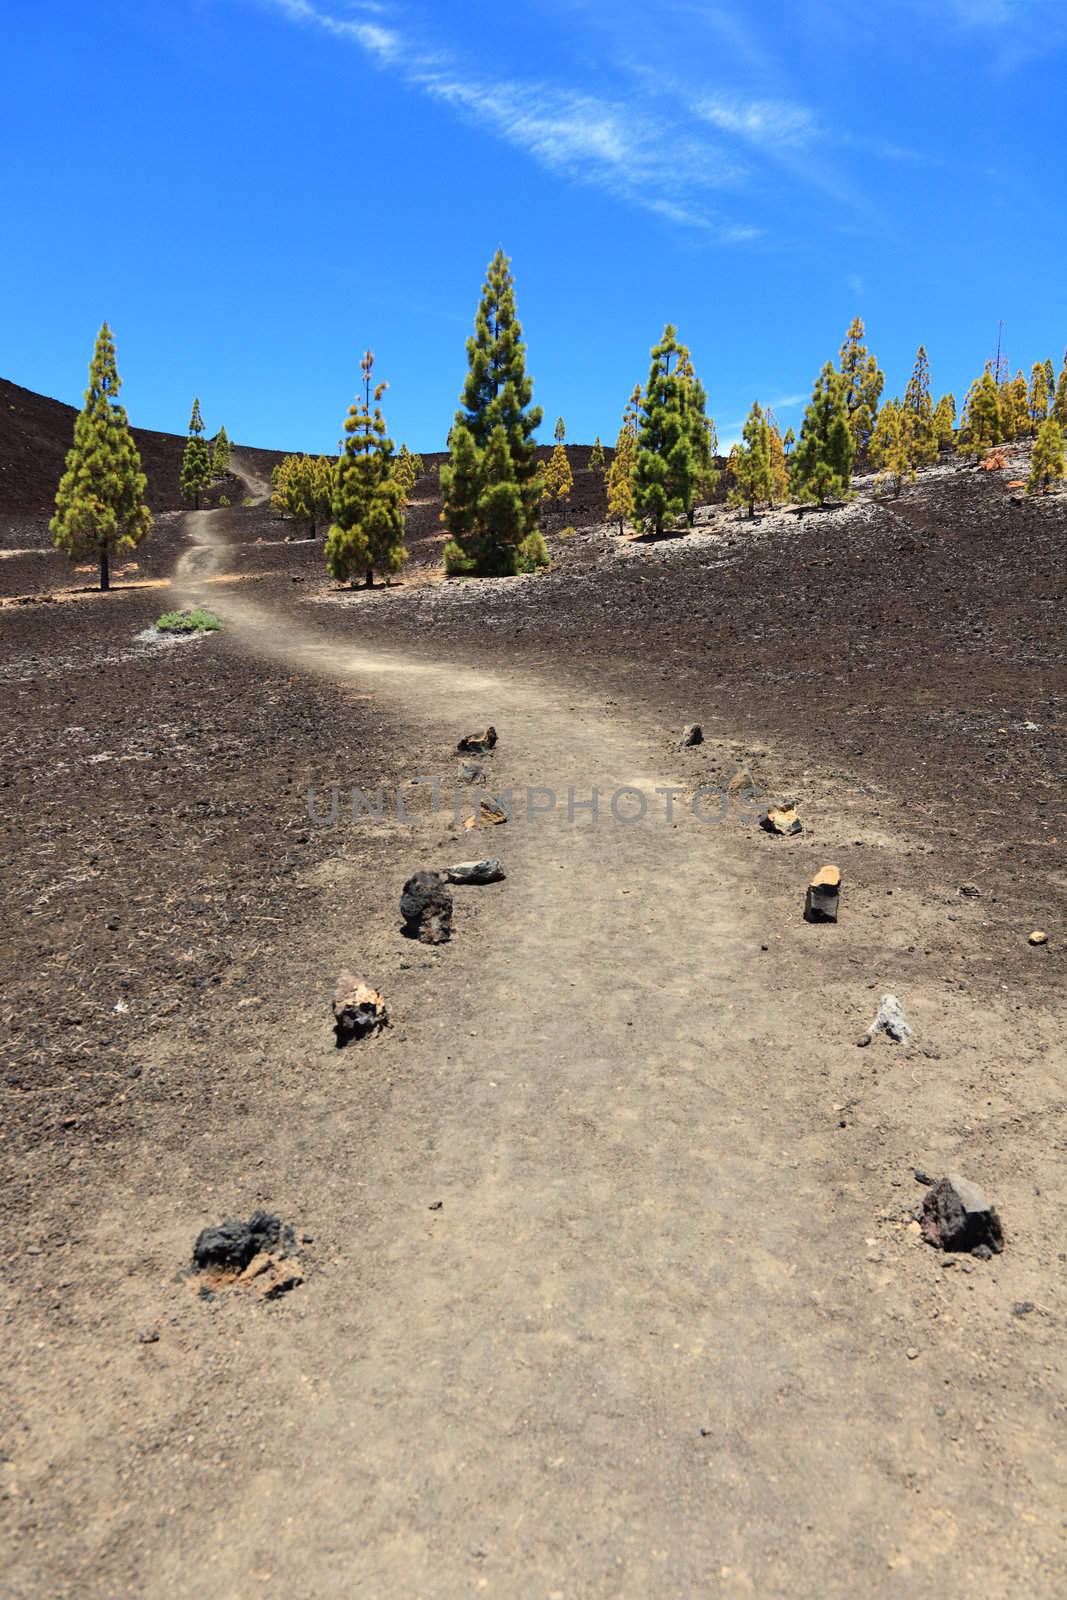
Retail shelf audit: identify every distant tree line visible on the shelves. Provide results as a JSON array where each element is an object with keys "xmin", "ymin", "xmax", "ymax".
[{"xmin": 49, "ymin": 286, "xmax": 1067, "ymax": 593}]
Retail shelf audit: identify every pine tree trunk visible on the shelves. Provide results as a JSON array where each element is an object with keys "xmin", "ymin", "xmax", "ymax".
[
  {"xmin": 99, "ymin": 544, "xmax": 110, "ymax": 592},
  {"xmin": 366, "ymin": 568, "xmax": 374, "ymax": 589}
]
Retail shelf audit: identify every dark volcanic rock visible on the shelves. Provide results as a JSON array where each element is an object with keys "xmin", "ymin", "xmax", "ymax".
[
  {"xmin": 445, "ymin": 858, "xmax": 505, "ymax": 885},
  {"xmin": 920, "ymin": 1176, "xmax": 1004, "ymax": 1255},
  {"xmin": 192, "ymin": 1209, "xmax": 293, "ymax": 1271},
  {"xmin": 804, "ymin": 864, "xmax": 841, "ymax": 923},
  {"xmin": 457, "ymin": 726, "xmax": 498, "ymax": 754},
  {"xmin": 400, "ymin": 870, "xmax": 453, "ymax": 943},
  {"xmin": 680, "ymin": 723, "xmax": 703, "ymax": 747}
]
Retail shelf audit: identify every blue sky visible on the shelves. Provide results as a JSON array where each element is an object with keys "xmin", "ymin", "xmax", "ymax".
[{"xmin": 2, "ymin": 0, "xmax": 1065, "ymax": 451}]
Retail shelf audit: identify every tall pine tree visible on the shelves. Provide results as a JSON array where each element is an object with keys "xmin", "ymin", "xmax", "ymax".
[
  {"xmin": 441, "ymin": 249, "xmax": 544, "ymax": 576},
  {"xmin": 51, "ymin": 323, "xmax": 151, "ymax": 592},
  {"xmin": 1028, "ymin": 362, "xmax": 1049, "ymax": 433},
  {"xmin": 181, "ymin": 398, "xmax": 212, "ymax": 509},
  {"xmin": 933, "ymin": 394, "xmax": 956, "ymax": 453},
  {"xmin": 790, "ymin": 363, "xmax": 854, "ymax": 504},
  {"xmin": 838, "ymin": 317, "xmax": 884, "ymax": 458},
  {"xmin": 632, "ymin": 325, "xmax": 703, "ymax": 535},
  {"xmin": 325, "ymin": 352, "xmax": 407, "ymax": 587},
  {"xmin": 902, "ymin": 347, "xmax": 938, "ymax": 466},
  {"xmin": 729, "ymin": 402, "xmax": 773, "ymax": 516},
  {"xmin": 958, "ymin": 369, "xmax": 1002, "ymax": 456}
]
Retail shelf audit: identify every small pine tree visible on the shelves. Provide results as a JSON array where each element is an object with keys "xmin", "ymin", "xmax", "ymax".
[
  {"xmin": 51, "ymin": 323, "xmax": 151, "ymax": 591},
  {"xmin": 554, "ymin": 416, "xmax": 566, "ymax": 444},
  {"xmin": 870, "ymin": 397, "xmax": 900, "ymax": 470},
  {"xmin": 212, "ymin": 425, "xmax": 231, "ymax": 477},
  {"xmin": 766, "ymin": 411, "xmax": 789, "ymax": 504},
  {"xmin": 839, "ymin": 317, "xmax": 885, "ymax": 458},
  {"xmin": 729, "ymin": 402, "xmax": 773, "ymax": 516},
  {"xmin": 326, "ymin": 351, "xmax": 407, "ymax": 586},
  {"xmin": 791, "ymin": 363, "xmax": 854, "ymax": 504},
  {"xmin": 1053, "ymin": 356, "xmax": 1067, "ymax": 427},
  {"xmin": 676, "ymin": 348, "xmax": 715, "ymax": 519},
  {"xmin": 633, "ymin": 326, "xmax": 702, "ymax": 534},
  {"xmin": 1043, "ymin": 358, "xmax": 1056, "ymax": 399},
  {"xmin": 440, "ymin": 249, "xmax": 544, "ymax": 576},
  {"xmin": 783, "ymin": 426, "xmax": 795, "ymax": 455},
  {"xmin": 589, "ymin": 436, "xmax": 606, "ymax": 475},
  {"xmin": 271, "ymin": 456, "xmax": 296, "ymax": 513},
  {"xmin": 958, "ymin": 369, "xmax": 1002, "ymax": 457},
  {"xmin": 393, "ymin": 444, "xmax": 420, "ymax": 506},
  {"xmin": 1028, "ymin": 417, "xmax": 1066, "ymax": 495},
  {"xmin": 181, "ymin": 398, "xmax": 212, "ymax": 509},
  {"xmin": 1001, "ymin": 370, "xmax": 1030, "ymax": 440},
  {"xmin": 933, "ymin": 394, "xmax": 956, "ymax": 453},
  {"xmin": 607, "ymin": 386, "xmax": 640, "ymax": 532},
  {"xmin": 873, "ymin": 403, "xmax": 915, "ymax": 496},
  {"xmin": 901, "ymin": 346, "xmax": 937, "ymax": 466},
  {"xmin": 1028, "ymin": 362, "xmax": 1050, "ymax": 433},
  {"xmin": 541, "ymin": 441, "xmax": 574, "ymax": 506}
]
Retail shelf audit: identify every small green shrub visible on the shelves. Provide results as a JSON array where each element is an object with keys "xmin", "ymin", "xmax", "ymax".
[
  {"xmin": 218, "ymin": 494, "xmax": 230, "ymax": 507},
  {"xmin": 443, "ymin": 539, "xmax": 475, "ymax": 576},
  {"xmin": 155, "ymin": 607, "xmax": 221, "ymax": 634},
  {"xmin": 516, "ymin": 531, "xmax": 550, "ymax": 572},
  {"xmin": 242, "ymin": 496, "xmax": 253, "ymax": 506},
  {"xmin": 559, "ymin": 525, "xmax": 577, "ymax": 540}
]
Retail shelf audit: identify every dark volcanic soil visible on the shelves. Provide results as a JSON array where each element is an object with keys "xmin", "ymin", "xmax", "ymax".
[{"xmin": 2, "ymin": 433, "xmax": 1065, "ymax": 1598}]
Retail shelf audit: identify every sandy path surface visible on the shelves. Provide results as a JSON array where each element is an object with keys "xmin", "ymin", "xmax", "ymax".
[{"xmin": 6, "ymin": 462, "xmax": 1063, "ymax": 1599}]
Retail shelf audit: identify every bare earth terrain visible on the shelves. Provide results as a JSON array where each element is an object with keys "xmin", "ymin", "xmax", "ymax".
[{"xmin": 1, "ymin": 438, "xmax": 1065, "ymax": 1597}]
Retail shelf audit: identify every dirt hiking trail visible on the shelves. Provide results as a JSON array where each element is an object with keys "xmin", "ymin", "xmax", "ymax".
[{"xmin": 7, "ymin": 465, "xmax": 1063, "ymax": 1599}]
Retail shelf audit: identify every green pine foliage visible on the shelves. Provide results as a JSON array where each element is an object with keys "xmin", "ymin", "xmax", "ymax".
[
  {"xmin": 839, "ymin": 318, "xmax": 884, "ymax": 457},
  {"xmin": 607, "ymin": 386, "xmax": 640, "ymax": 532},
  {"xmin": 51, "ymin": 323, "xmax": 151, "ymax": 592},
  {"xmin": 589, "ymin": 436, "xmax": 606, "ymax": 474},
  {"xmin": 872, "ymin": 402, "xmax": 916, "ymax": 496},
  {"xmin": 729, "ymin": 401, "xmax": 773, "ymax": 516},
  {"xmin": 441, "ymin": 249, "xmax": 544, "ymax": 576},
  {"xmin": 393, "ymin": 444, "xmax": 421, "ymax": 506},
  {"xmin": 1028, "ymin": 362, "xmax": 1049, "ymax": 432},
  {"xmin": 790, "ymin": 363, "xmax": 854, "ymax": 504},
  {"xmin": 181, "ymin": 398, "xmax": 212, "ymax": 509},
  {"xmin": 1028, "ymin": 417, "xmax": 1066, "ymax": 495},
  {"xmin": 675, "ymin": 348, "xmax": 716, "ymax": 516},
  {"xmin": 901, "ymin": 346, "xmax": 938, "ymax": 466},
  {"xmin": 325, "ymin": 351, "xmax": 407, "ymax": 587},
  {"xmin": 766, "ymin": 412, "xmax": 789, "ymax": 504},
  {"xmin": 541, "ymin": 441, "xmax": 574, "ymax": 505},
  {"xmin": 958, "ymin": 369, "xmax": 1002, "ymax": 456},
  {"xmin": 1053, "ymin": 357, "xmax": 1067, "ymax": 427},
  {"xmin": 554, "ymin": 416, "xmax": 566, "ymax": 443},
  {"xmin": 212, "ymin": 425, "xmax": 231, "ymax": 477},
  {"xmin": 632, "ymin": 325, "xmax": 707, "ymax": 534},
  {"xmin": 283, "ymin": 455, "xmax": 333, "ymax": 538},
  {"xmin": 933, "ymin": 394, "xmax": 956, "ymax": 452}
]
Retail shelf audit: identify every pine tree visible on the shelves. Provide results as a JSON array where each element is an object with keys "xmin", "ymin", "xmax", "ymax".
[
  {"xmin": 589, "ymin": 436, "xmax": 606, "ymax": 475},
  {"xmin": 873, "ymin": 403, "xmax": 915, "ymax": 496},
  {"xmin": 271, "ymin": 456, "xmax": 296, "ymax": 513},
  {"xmin": 554, "ymin": 416, "xmax": 566, "ymax": 444},
  {"xmin": 440, "ymin": 249, "xmax": 544, "ymax": 576},
  {"xmin": 1054, "ymin": 357, "xmax": 1067, "ymax": 427},
  {"xmin": 933, "ymin": 394, "xmax": 956, "ymax": 453},
  {"xmin": 606, "ymin": 387, "xmax": 640, "ymax": 532},
  {"xmin": 729, "ymin": 402, "xmax": 773, "ymax": 516},
  {"xmin": 632, "ymin": 325, "xmax": 703, "ymax": 534},
  {"xmin": 790, "ymin": 363, "xmax": 854, "ymax": 504},
  {"xmin": 326, "ymin": 351, "xmax": 407, "ymax": 587},
  {"xmin": 212, "ymin": 425, "xmax": 231, "ymax": 477},
  {"xmin": 1000, "ymin": 370, "xmax": 1030, "ymax": 440},
  {"xmin": 1028, "ymin": 417, "xmax": 1066, "ymax": 495},
  {"xmin": 181, "ymin": 398, "xmax": 212, "ymax": 509},
  {"xmin": 1028, "ymin": 362, "xmax": 1049, "ymax": 433},
  {"xmin": 51, "ymin": 323, "xmax": 151, "ymax": 592},
  {"xmin": 541, "ymin": 441, "xmax": 574, "ymax": 506},
  {"xmin": 838, "ymin": 317, "xmax": 884, "ymax": 458},
  {"xmin": 676, "ymin": 348, "xmax": 715, "ymax": 519},
  {"xmin": 958, "ymin": 369, "xmax": 1001, "ymax": 456},
  {"xmin": 901, "ymin": 346, "xmax": 937, "ymax": 466},
  {"xmin": 1044, "ymin": 358, "xmax": 1056, "ymax": 401},
  {"xmin": 393, "ymin": 444, "xmax": 420, "ymax": 506},
  {"xmin": 783, "ymin": 426, "xmax": 795, "ymax": 455},
  {"xmin": 766, "ymin": 411, "xmax": 789, "ymax": 504}
]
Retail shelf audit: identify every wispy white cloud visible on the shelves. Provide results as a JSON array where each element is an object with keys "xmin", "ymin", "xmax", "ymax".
[
  {"xmin": 694, "ymin": 95, "xmax": 819, "ymax": 148},
  {"xmin": 261, "ymin": 0, "xmax": 757, "ymax": 239}
]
